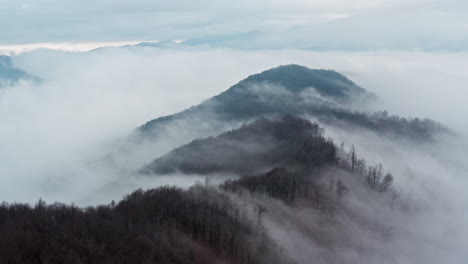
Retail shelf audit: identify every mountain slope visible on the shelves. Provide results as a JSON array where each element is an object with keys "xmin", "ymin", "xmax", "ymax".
[
  {"xmin": 0, "ymin": 185, "xmax": 291, "ymax": 264},
  {"xmin": 143, "ymin": 115, "xmax": 336, "ymax": 176},
  {"xmin": 0, "ymin": 55, "xmax": 34, "ymax": 87},
  {"xmin": 138, "ymin": 65, "xmax": 446, "ymax": 141}
]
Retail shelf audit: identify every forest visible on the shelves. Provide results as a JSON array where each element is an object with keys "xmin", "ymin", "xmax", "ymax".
[
  {"xmin": 139, "ymin": 65, "xmax": 448, "ymax": 143},
  {"xmin": 0, "ymin": 115, "xmax": 395, "ymax": 264}
]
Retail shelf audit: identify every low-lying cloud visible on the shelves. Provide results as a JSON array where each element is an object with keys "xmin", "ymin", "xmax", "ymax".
[{"xmin": 0, "ymin": 47, "xmax": 467, "ymax": 209}]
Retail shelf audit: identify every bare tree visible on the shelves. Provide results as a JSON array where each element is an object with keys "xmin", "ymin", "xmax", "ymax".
[
  {"xmin": 381, "ymin": 173, "xmax": 394, "ymax": 192},
  {"xmin": 374, "ymin": 163, "xmax": 383, "ymax": 187},
  {"xmin": 336, "ymin": 180, "xmax": 349, "ymax": 199},
  {"xmin": 348, "ymin": 145, "xmax": 358, "ymax": 172},
  {"xmin": 355, "ymin": 158, "xmax": 367, "ymax": 175}
]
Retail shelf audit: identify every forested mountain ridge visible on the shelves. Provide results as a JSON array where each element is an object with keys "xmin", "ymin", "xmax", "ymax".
[
  {"xmin": 0, "ymin": 185, "xmax": 293, "ymax": 264},
  {"xmin": 139, "ymin": 65, "xmax": 447, "ymax": 142},
  {"xmin": 0, "ymin": 116, "xmax": 396, "ymax": 264},
  {"xmin": 0, "ymin": 63, "xmax": 447, "ymax": 264},
  {"xmin": 143, "ymin": 115, "xmax": 336, "ymax": 176},
  {"xmin": 144, "ymin": 115, "xmax": 395, "ymax": 199},
  {"xmin": 216, "ymin": 64, "xmax": 370, "ymax": 102}
]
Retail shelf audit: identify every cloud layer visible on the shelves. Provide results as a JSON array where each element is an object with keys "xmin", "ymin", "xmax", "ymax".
[
  {"xmin": 1, "ymin": 0, "xmax": 467, "ymax": 51},
  {"xmin": 1, "ymin": 47, "xmax": 467, "ymax": 206}
]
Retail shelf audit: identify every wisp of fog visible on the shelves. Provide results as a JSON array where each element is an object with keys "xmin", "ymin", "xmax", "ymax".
[
  {"xmin": 1, "ymin": 46, "xmax": 467, "ymax": 263},
  {"xmin": 0, "ymin": 48, "xmax": 466, "ymax": 214}
]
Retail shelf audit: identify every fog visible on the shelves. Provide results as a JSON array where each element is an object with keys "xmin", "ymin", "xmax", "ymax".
[
  {"xmin": 2, "ymin": 0, "xmax": 466, "ymax": 52},
  {"xmin": 1, "ymin": 46, "xmax": 468, "ymax": 263},
  {"xmin": 276, "ymin": 122, "xmax": 468, "ymax": 264},
  {"xmin": 1, "ymin": 47, "xmax": 467, "ymax": 209}
]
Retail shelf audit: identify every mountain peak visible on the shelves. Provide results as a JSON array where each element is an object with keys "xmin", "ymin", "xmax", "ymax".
[
  {"xmin": 258, "ymin": 64, "xmax": 354, "ymax": 84},
  {"xmin": 139, "ymin": 65, "xmax": 374, "ymax": 134},
  {"xmin": 232, "ymin": 64, "xmax": 367, "ymax": 100}
]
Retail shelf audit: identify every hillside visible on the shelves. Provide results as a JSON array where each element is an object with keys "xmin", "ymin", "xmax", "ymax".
[
  {"xmin": 143, "ymin": 115, "xmax": 336, "ymax": 176},
  {"xmin": 139, "ymin": 65, "xmax": 447, "ymax": 141},
  {"xmin": 0, "ymin": 186, "xmax": 291, "ymax": 264},
  {"xmin": 0, "ymin": 115, "xmax": 396, "ymax": 264}
]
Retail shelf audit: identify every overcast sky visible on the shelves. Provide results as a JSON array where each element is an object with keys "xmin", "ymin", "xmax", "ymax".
[{"xmin": 1, "ymin": 0, "xmax": 467, "ymax": 51}]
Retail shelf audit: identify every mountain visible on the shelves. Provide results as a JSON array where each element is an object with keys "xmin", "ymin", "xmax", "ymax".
[
  {"xmin": 135, "ymin": 40, "xmax": 182, "ymax": 49},
  {"xmin": 139, "ymin": 64, "xmax": 447, "ymax": 142},
  {"xmin": 0, "ymin": 55, "xmax": 35, "ymax": 87},
  {"xmin": 0, "ymin": 65, "xmax": 423, "ymax": 264},
  {"xmin": 221, "ymin": 64, "xmax": 368, "ymax": 100},
  {"xmin": 0, "ymin": 185, "xmax": 291, "ymax": 264},
  {"xmin": 143, "ymin": 115, "xmax": 336, "ymax": 176},
  {"xmin": 0, "ymin": 115, "xmax": 397, "ymax": 264},
  {"xmin": 0, "ymin": 56, "xmax": 28, "ymax": 85}
]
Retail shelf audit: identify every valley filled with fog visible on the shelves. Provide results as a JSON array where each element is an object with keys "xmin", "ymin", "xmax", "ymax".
[
  {"xmin": 2, "ymin": 0, "xmax": 468, "ymax": 263},
  {"xmin": 1, "ymin": 48, "xmax": 467, "ymax": 202},
  {"xmin": 0, "ymin": 46, "xmax": 467, "ymax": 263}
]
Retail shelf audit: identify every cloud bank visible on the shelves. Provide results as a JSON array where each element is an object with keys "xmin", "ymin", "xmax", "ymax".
[
  {"xmin": 1, "ymin": 0, "xmax": 467, "ymax": 51},
  {"xmin": 0, "ymin": 47, "xmax": 467, "ymax": 207}
]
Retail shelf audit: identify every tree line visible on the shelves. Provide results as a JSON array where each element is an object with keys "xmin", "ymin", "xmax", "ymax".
[
  {"xmin": 0, "ymin": 115, "xmax": 396, "ymax": 263},
  {"xmin": 0, "ymin": 185, "xmax": 290, "ymax": 264}
]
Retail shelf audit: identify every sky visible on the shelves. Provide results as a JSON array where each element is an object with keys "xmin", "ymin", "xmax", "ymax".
[{"xmin": 1, "ymin": 0, "xmax": 467, "ymax": 51}]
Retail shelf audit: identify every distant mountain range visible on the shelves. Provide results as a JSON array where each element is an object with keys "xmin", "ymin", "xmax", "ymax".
[{"xmin": 135, "ymin": 40, "xmax": 182, "ymax": 49}]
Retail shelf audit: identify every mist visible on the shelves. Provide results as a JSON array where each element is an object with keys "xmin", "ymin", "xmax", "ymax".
[
  {"xmin": 271, "ymin": 119, "xmax": 468, "ymax": 264},
  {"xmin": 1, "ymin": 46, "xmax": 468, "ymax": 264},
  {"xmin": 1, "ymin": 47, "xmax": 467, "ymax": 212}
]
